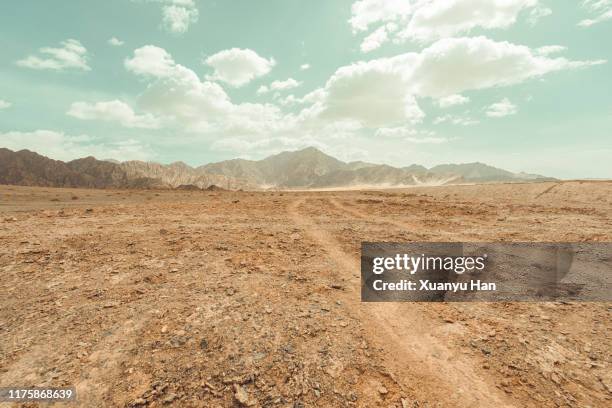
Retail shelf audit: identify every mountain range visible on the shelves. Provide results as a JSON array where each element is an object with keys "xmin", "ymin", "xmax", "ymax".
[{"xmin": 0, "ymin": 147, "xmax": 554, "ymax": 190}]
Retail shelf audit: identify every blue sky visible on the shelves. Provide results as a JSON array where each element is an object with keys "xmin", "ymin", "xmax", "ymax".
[{"xmin": 0, "ymin": 0, "xmax": 611, "ymax": 178}]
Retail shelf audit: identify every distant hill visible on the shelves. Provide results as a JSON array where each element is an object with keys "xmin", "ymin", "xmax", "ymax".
[
  {"xmin": 201, "ymin": 146, "xmax": 346, "ymax": 187},
  {"xmin": 119, "ymin": 160, "xmax": 254, "ymax": 190},
  {"xmin": 203, "ymin": 147, "xmax": 554, "ymax": 188},
  {"xmin": 0, "ymin": 147, "xmax": 555, "ymax": 190},
  {"xmin": 0, "ymin": 148, "xmax": 161, "ymax": 189}
]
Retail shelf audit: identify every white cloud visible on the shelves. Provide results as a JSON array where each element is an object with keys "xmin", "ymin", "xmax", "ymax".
[
  {"xmin": 486, "ymin": 98, "xmax": 518, "ymax": 117},
  {"xmin": 433, "ymin": 114, "xmax": 479, "ymax": 126},
  {"xmin": 133, "ymin": 0, "xmax": 199, "ymax": 34},
  {"xmin": 578, "ymin": 0, "xmax": 612, "ymax": 27},
  {"xmin": 300, "ymin": 63, "xmax": 311, "ymax": 70},
  {"xmin": 311, "ymin": 58, "xmax": 426, "ymax": 127},
  {"xmin": 437, "ymin": 94, "xmax": 470, "ymax": 108},
  {"xmin": 306, "ymin": 36, "xmax": 603, "ymax": 128},
  {"xmin": 67, "ymin": 100, "xmax": 162, "ymax": 129},
  {"xmin": 403, "ymin": 0, "xmax": 540, "ymax": 42},
  {"xmin": 404, "ymin": 36, "xmax": 604, "ymax": 97},
  {"xmin": 350, "ymin": 0, "xmax": 547, "ymax": 46},
  {"xmin": 124, "ymin": 46, "xmax": 288, "ymax": 135},
  {"xmin": 375, "ymin": 126, "xmax": 446, "ymax": 143},
  {"xmin": 204, "ymin": 48, "xmax": 276, "ymax": 87},
  {"xmin": 361, "ymin": 25, "xmax": 389, "ymax": 52},
  {"xmin": 0, "ymin": 130, "xmax": 152, "ymax": 162},
  {"xmin": 277, "ymin": 88, "xmax": 326, "ymax": 107},
  {"xmin": 108, "ymin": 37, "xmax": 125, "ymax": 46},
  {"xmin": 527, "ymin": 5, "xmax": 552, "ymax": 25},
  {"xmin": 16, "ymin": 39, "xmax": 90, "ymax": 71},
  {"xmin": 349, "ymin": 0, "xmax": 412, "ymax": 32},
  {"xmin": 162, "ymin": 3, "xmax": 199, "ymax": 34},
  {"xmin": 404, "ymin": 136, "xmax": 448, "ymax": 144},
  {"xmin": 0, "ymin": 100, "xmax": 12, "ymax": 109},
  {"xmin": 257, "ymin": 78, "xmax": 302, "ymax": 94},
  {"xmin": 124, "ymin": 45, "xmax": 176, "ymax": 77},
  {"xmin": 536, "ymin": 45, "xmax": 567, "ymax": 56}
]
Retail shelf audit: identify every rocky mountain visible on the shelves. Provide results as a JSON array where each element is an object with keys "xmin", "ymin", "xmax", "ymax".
[
  {"xmin": 119, "ymin": 160, "xmax": 254, "ymax": 190},
  {"xmin": 0, "ymin": 148, "xmax": 165, "ymax": 189},
  {"xmin": 0, "ymin": 147, "xmax": 554, "ymax": 190},
  {"xmin": 203, "ymin": 147, "xmax": 554, "ymax": 188},
  {"xmin": 201, "ymin": 147, "xmax": 346, "ymax": 187}
]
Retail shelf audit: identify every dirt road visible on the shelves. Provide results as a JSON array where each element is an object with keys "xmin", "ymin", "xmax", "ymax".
[{"xmin": 0, "ymin": 181, "xmax": 610, "ymax": 407}]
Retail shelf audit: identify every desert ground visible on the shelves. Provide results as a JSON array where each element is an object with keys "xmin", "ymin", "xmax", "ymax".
[{"xmin": 0, "ymin": 181, "xmax": 610, "ymax": 408}]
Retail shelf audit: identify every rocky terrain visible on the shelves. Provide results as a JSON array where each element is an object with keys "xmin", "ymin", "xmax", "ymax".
[
  {"xmin": 0, "ymin": 181, "xmax": 610, "ymax": 407},
  {"xmin": 0, "ymin": 147, "xmax": 554, "ymax": 191}
]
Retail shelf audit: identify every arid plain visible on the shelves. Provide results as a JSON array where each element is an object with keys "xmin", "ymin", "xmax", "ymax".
[{"xmin": 0, "ymin": 181, "xmax": 610, "ymax": 407}]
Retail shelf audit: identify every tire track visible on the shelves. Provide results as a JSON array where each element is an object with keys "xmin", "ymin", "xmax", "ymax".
[
  {"xmin": 534, "ymin": 183, "xmax": 561, "ymax": 199},
  {"xmin": 288, "ymin": 196, "xmax": 517, "ymax": 408},
  {"xmin": 328, "ymin": 197, "xmax": 430, "ymax": 240}
]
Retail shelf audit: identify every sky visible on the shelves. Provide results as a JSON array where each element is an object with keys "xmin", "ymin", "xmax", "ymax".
[{"xmin": 0, "ymin": 0, "xmax": 611, "ymax": 179}]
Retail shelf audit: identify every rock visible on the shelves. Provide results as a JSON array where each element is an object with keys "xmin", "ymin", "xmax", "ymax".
[
  {"xmin": 131, "ymin": 397, "xmax": 147, "ymax": 406},
  {"xmin": 199, "ymin": 338, "xmax": 208, "ymax": 350},
  {"xmin": 233, "ymin": 384, "xmax": 254, "ymax": 406},
  {"xmin": 162, "ymin": 393, "xmax": 177, "ymax": 403},
  {"xmin": 401, "ymin": 398, "xmax": 410, "ymax": 408},
  {"xmin": 378, "ymin": 385, "xmax": 388, "ymax": 395}
]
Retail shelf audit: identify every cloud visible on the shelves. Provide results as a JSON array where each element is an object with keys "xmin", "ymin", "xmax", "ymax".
[
  {"xmin": 349, "ymin": 0, "xmax": 412, "ymax": 32},
  {"xmin": 433, "ymin": 114, "xmax": 479, "ymax": 126},
  {"xmin": 133, "ymin": 0, "xmax": 199, "ymax": 34},
  {"xmin": 437, "ymin": 94, "xmax": 470, "ymax": 108},
  {"xmin": 108, "ymin": 37, "xmax": 125, "ymax": 46},
  {"xmin": 350, "ymin": 0, "xmax": 547, "ymax": 46},
  {"xmin": 306, "ymin": 36, "xmax": 603, "ymax": 128},
  {"xmin": 161, "ymin": 2, "xmax": 199, "ymax": 34},
  {"xmin": 124, "ymin": 45, "xmax": 176, "ymax": 77},
  {"xmin": 579, "ymin": 0, "xmax": 612, "ymax": 27},
  {"xmin": 375, "ymin": 126, "xmax": 446, "ymax": 143},
  {"xmin": 536, "ymin": 45, "xmax": 567, "ymax": 56},
  {"xmin": 300, "ymin": 64, "xmax": 311, "ymax": 70},
  {"xmin": 404, "ymin": 136, "xmax": 449, "ymax": 144},
  {"xmin": 310, "ymin": 58, "xmax": 426, "ymax": 127},
  {"xmin": 0, "ymin": 100, "xmax": 12, "ymax": 109},
  {"xmin": 16, "ymin": 39, "xmax": 90, "ymax": 71},
  {"xmin": 204, "ymin": 48, "xmax": 276, "ymax": 87},
  {"xmin": 67, "ymin": 100, "xmax": 162, "ymax": 129},
  {"xmin": 0, "ymin": 130, "xmax": 153, "ymax": 161},
  {"xmin": 404, "ymin": 36, "xmax": 604, "ymax": 97},
  {"xmin": 277, "ymin": 88, "xmax": 326, "ymax": 107},
  {"xmin": 257, "ymin": 78, "xmax": 302, "ymax": 94},
  {"xmin": 486, "ymin": 98, "xmax": 517, "ymax": 117},
  {"xmin": 124, "ymin": 45, "xmax": 288, "ymax": 135},
  {"xmin": 361, "ymin": 25, "xmax": 389, "ymax": 52},
  {"xmin": 527, "ymin": 5, "xmax": 552, "ymax": 25}
]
